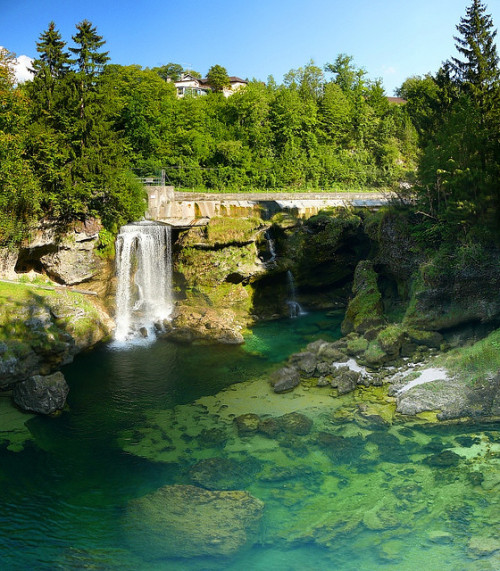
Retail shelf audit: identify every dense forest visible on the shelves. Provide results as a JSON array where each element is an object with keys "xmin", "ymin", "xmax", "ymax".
[{"xmin": 0, "ymin": 0, "xmax": 498, "ymax": 247}]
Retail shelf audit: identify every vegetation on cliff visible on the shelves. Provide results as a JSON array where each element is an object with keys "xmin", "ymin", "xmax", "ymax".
[
  {"xmin": 1, "ymin": 22, "xmax": 420, "ymax": 245},
  {"xmin": 0, "ymin": 281, "xmax": 111, "ymax": 385}
]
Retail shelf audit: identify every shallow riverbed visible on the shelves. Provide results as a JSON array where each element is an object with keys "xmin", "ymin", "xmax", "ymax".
[{"xmin": 0, "ymin": 311, "xmax": 499, "ymax": 570}]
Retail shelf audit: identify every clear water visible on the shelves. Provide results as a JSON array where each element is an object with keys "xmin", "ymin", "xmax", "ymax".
[{"xmin": 0, "ymin": 311, "xmax": 499, "ymax": 570}]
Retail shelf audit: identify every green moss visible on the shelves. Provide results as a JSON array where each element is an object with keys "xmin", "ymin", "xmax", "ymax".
[
  {"xmin": 206, "ymin": 216, "xmax": 263, "ymax": 245},
  {"xmin": 178, "ymin": 244, "xmax": 257, "ymax": 286},
  {"xmin": 270, "ymin": 212, "xmax": 299, "ymax": 229},
  {"xmin": 346, "ymin": 336, "xmax": 369, "ymax": 355},
  {"xmin": 377, "ymin": 324, "xmax": 406, "ymax": 355},
  {"xmin": 0, "ymin": 282, "xmax": 106, "ymax": 368},
  {"xmin": 342, "ymin": 261, "xmax": 385, "ymax": 335},
  {"xmin": 363, "ymin": 341, "xmax": 387, "ymax": 366}
]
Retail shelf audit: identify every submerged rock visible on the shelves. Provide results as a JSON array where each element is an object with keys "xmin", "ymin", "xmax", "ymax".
[
  {"xmin": 189, "ymin": 457, "xmax": 256, "ymax": 490},
  {"xmin": 424, "ymin": 450, "xmax": 462, "ymax": 468},
  {"xmin": 13, "ymin": 371, "xmax": 69, "ymax": 415},
  {"xmin": 124, "ymin": 484, "xmax": 264, "ymax": 558},
  {"xmin": 258, "ymin": 417, "xmax": 282, "ymax": 438},
  {"xmin": 234, "ymin": 413, "xmax": 260, "ymax": 435},
  {"xmin": 280, "ymin": 412, "xmax": 313, "ymax": 435}
]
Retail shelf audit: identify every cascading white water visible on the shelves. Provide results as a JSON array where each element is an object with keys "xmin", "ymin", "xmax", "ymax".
[
  {"xmin": 114, "ymin": 222, "xmax": 173, "ymax": 342},
  {"xmin": 286, "ymin": 270, "xmax": 306, "ymax": 318},
  {"xmin": 265, "ymin": 230, "xmax": 277, "ymax": 264}
]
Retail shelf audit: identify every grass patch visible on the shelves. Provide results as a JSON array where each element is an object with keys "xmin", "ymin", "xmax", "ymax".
[
  {"xmin": 439, "ymin": 328, "xmax": 500, "ymax": 384},
  {"xmin": 0, "ymin": 282, "xmax": 103, "ymax": 353}
]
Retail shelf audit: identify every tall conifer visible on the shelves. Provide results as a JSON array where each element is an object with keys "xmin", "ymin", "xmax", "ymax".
[{"xmin": 449, "ymin": 0, "xmax": 499, "ymax": 106}]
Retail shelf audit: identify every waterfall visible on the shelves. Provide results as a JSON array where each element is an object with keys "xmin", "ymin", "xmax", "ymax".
[
  {"xmin": 286, "ymin": 270, "xmax": 306, "ymax": 318},
  {"xmin": 265, "ymin": 230, "xmax": 277, "ymax": 264},
  {"xmin": 114, "ymin": 222, "xmax": 173, "ymax": 342}
]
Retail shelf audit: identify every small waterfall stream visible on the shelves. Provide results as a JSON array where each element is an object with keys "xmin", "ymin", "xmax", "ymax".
[
  {"xmin": 286, "ymin": 270, "xmax": 306, "ymax": 318},
  {"xmin": 265, "ymin": 230, "xmax": 277, "ymax": 264},
  {"xmin": 114, "ymin": 222, "xmax": 173, "ymax": 342}
]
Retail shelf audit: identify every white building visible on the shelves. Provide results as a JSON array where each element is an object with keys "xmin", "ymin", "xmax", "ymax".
[{"xmin": 174, "ymin": 73, "xmax": 248, "ymax": 98}]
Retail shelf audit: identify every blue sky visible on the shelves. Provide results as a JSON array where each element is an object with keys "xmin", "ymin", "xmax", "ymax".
[{"xmin": 1, "ymin": 0, "xmax": 499, "ymax": 94}]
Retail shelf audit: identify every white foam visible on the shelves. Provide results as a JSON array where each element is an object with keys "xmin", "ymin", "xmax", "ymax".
[{"xmin": 397, "ymin": 367, "xmax": 448, "ymax": 395}]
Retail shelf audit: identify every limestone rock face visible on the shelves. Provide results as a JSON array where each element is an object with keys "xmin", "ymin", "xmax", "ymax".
[
  {"xmin": 166, "ymin": 305, "xmax": 244, "ymax": 345},
  {"xmin": 13, "ymin": 372, "xmax": 69, "ymax": 414},
  {"xmin": 171, "ymin": 217, "xmax": 265, "ymax": 344},
  {"xmin": 13, "ymin": 219, "xmax": 105, "ymax": 286},
  {"xmin": 406, "ymin": 259, "xmax": 500, "ymax": 330},
  {"xmin": 0, "ymin": 248, "xmax": 19, "ymax": 279},
  {"xmin": 124, "ymin": 484, "xmax": 264, "ymax": 559},
  {"xmin": 0, "ymin": 284, "xmax": 113, "ymax": 389}
]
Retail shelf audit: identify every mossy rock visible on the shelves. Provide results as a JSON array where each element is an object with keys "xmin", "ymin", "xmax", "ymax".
[
  {"xmin": 406, "ymin": 328, "xmax": 443, "ymax": 349},
  {"xmin": 346, "ymin": 335, "xmax": 369, "ymax": 356},
  {"xmin": 362, "ymin": 340, "xmax": 388, "ymax": 368},
  {"xmin": 377, "ymin": 324, "xmax": 406, "ymax": 357},
  {"xmin": 206, "ymin": 216, "xmax": 264, "ymax": 246},
  {"xmin": 342, "ymin": 260, "xmax": 385, "ymax": 335}
]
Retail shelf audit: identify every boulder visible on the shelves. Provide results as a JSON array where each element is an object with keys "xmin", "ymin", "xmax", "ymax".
[
  {"xmin": 289, "ymin": 351, "xmax": 317, "ymax": 375},
  {"xmin": 424, "ymin": 450, "xmax": 462, "ymax": 468},
  {"xmin": 270, "ymin": 366, "xmax": 301, "ymax": 393},
  {"xmin": 13, "ymin": 372, "xmax": 69, "ymax": 414},
  {"xmin": 333, "ymin": 368, "xmax": 360, "ymax": 395},
  {"xmin": 258, "ymin": 417, "xmax": 282, "ymax": 438},
  {"xmin": 124, "ymin": 484, "xmax": 264, "ymax": 558},
  {"xmin": 166, "ymin": 305, "xmax": 245, "ymax": 345}
]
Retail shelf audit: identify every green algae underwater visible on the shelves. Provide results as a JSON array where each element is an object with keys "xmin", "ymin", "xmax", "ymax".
[{"xmin": 0, "ymin": 311, "xmax": 499, "ymax": 570}]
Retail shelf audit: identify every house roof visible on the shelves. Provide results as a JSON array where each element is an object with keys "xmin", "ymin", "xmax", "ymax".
[
  {"xmin": 386, "ymin": 96, "xmax": 407, "ymax": 104},
  {"xmin": 197, "ymin": 76, "xmax": 247, "ymax": 85}
]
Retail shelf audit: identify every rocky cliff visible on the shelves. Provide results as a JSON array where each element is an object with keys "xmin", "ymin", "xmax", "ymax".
[{"xmin": 0, "ymin": 218, "xmax": 115, "ymax": 413}]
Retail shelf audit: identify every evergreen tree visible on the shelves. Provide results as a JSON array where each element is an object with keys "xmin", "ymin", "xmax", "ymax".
[
  {"xmin": 32, "ymin": 21, "xmax": 70, "ymax": 79},
  {"xmin": 29, "ymin": 22, "xmax": 71, "ymax": 118},
  {"xmin": 69, "ymin": 20, "xmax": 109, "ymax": 123},
  {"xmin": 449, "ymin": 0, "xmax": 499, "ymax": 106},
  {"xmin": 70, "ymin": 20, "xmax": 109, "ymax": 81},
  {"xmin": 0, "ymin": 48, "xmax": 41, "ymax": 244}
]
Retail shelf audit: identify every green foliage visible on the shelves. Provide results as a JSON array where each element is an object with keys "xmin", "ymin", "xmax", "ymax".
[
  {"xmin": 206, "ymin": 64, "xmax": 231, "ymax": 93},
  {"xmin": 0, "ymin": 48, "xmax": 41, "ymax": 245},
  {"xmin": 402, "ymin": 1, "xmax": 500, "ymax": 239},
  {"xmin": 2, "ymin": 23, "xmax": 421, "ymax": 244},
  {"xmin": 96, "ymin": 228, "xmax": 116, "ymax": 259}
]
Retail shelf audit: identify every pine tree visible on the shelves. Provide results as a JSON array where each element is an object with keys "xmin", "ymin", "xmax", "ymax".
[
  {"xmin": 29, "ymin": 22, "xmax": 71, "ymax": 117},
  {"xmin": 32, "ymin": 21, "xmax": 70, "ymax": 79},
  {"xmin": 69, "ymin": 20, "xmax": 109, "ymax": 81},
  {"xmin": 69, "ymin": 20, "xmax": 109, "ymax": 122},
  {"xmin": 449, "ymin": 0, "xmax": 499, "ymax": 107}
]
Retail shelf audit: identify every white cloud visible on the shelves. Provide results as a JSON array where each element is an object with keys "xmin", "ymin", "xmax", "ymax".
[
  {"xmin": 14, "ymin": 54, "xmax": 34, "ymax": 83},
  {"xmin": 0, "ymin": 46, "xmax": 34, "ymax": 84}
]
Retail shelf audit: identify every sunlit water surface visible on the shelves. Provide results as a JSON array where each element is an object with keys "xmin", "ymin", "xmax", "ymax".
[{"xmin": 0, "ymin": 311, "xmax": 498, "ymax": 570}]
